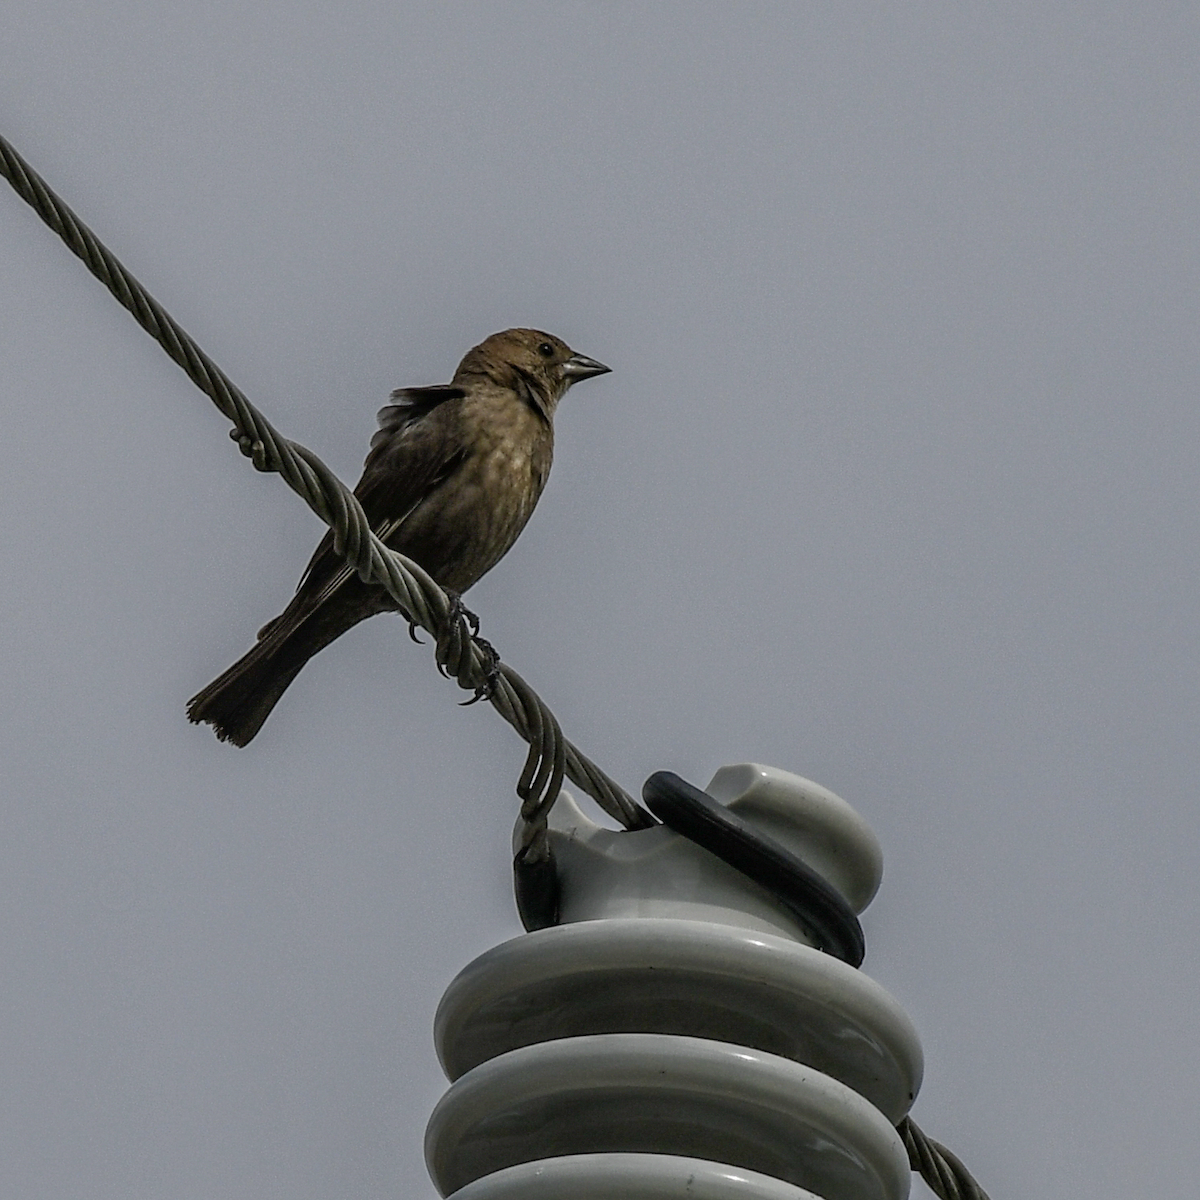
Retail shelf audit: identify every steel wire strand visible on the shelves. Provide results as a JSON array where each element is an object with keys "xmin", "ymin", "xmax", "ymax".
[
  {"xmin": 899, "ymin": 1117, "xmax": 992, "ymax": 1200},
  {"xmin": 0, "ymin": 130, "xmax": 652, "ymax": 838}
]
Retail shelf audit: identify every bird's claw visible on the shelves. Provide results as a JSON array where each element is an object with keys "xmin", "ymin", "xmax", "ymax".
[
  {"xmin": 438, "ymin": 593, "xmax": 501, "ymax": 700},
  {"xmin": 444, "ymin": 590, "xmax": 481, "ymax": 636},
  {"xmin": 459, "ymin": 635, "xmax": 502, "ymax": 706},
  {"xmin": 435, "ymin": 591, "xmax": 476, "ymax": 681}
]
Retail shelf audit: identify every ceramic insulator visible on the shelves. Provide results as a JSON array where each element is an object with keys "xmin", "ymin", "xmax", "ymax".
[{"xmin": 425, "ymin": 764, "xmax": 923, "ymax": 1200}]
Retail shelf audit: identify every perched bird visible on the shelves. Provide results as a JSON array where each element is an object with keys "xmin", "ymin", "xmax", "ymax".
[{"xmin": 188, "ymin": 328, "xmax": 610, "ymax": 746}]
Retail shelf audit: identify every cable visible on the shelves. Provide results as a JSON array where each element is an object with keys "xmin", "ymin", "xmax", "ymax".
[{"xmin": 0, "ymin": 130, "xmax": 654, "ymax": 845}]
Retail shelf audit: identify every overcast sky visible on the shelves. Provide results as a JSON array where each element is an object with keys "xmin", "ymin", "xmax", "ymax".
[{"xmin": 2, "ymin": 4, "xmax": 1198, "ymax": 1198}]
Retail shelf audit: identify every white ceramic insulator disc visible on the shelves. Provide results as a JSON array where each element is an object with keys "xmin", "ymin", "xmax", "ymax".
[
  {"xmin": 425, "ymin": 1034, "xmax": 910, "ymax": 1200},
  {"xmin": 435, "ymin": 919, "xmax": 921, "ymax": 1124},
  {"xmin": 446, "ymin": 1153, "xmax": 829, "ymax": 1199}
]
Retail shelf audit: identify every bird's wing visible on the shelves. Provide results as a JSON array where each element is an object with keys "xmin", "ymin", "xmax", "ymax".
[
  {"xmin": 356, "ymin": 385, "xmax": 469, "ymax": 532},
  {"xmin": 271, "ymin": 389, "xmax": 469, "ymax": 628},
  {"xmin": 369, "ymin": 384, "xmax": 466, "ymax": 452}
]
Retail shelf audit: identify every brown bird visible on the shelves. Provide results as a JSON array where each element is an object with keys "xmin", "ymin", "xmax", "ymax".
[{"xmin": 188, "ymin": 328, "xmax": 610, "ymax": 746}]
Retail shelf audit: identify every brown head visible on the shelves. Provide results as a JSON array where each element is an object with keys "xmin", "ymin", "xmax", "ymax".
[{"xmin": 452, "ymin": 328, "xmax": 610, "ymax": 421}]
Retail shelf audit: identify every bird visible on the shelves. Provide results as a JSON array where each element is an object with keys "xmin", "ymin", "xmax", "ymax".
[{"xmin": 187, "ymin": 328, "xmax": 611, "ymax": 746}]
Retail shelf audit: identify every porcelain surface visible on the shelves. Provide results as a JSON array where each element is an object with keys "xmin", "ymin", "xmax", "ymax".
[
  {"xmin": 435, "ymin": 917, "xmax": 922, "ymax": 1122},
  {"xmin": 425, "ymin": 1033, "xmax": 910, "ymax": 1200},
  {"xmin": 446, "ymin": 1153, "xmax": 827, "ymax": 1199},
  {"xmin": 706, "ymin": 764, "xmax": 883, "ymax": 912},
  {"xmin": 525, "ymin": 765, "xmax": 883, "ymax": 944}
]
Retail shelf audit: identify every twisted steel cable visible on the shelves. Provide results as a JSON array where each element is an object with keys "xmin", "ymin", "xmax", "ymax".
[
  {"xmin": 1, "ymin": 131, "xmax": 993, "ymax": 1200},
  {"xmin": 0, "ymin": 130, "xmax": 653, "ymax": 847},
  {"xmin": 900, "ymin": 1117, "xmax": 993, "ymax": 1200}
]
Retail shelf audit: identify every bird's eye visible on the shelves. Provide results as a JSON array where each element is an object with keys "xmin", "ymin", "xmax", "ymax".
[{"xmin": 537, "ymin": 342, "xmax": 555, "ymax": 358}]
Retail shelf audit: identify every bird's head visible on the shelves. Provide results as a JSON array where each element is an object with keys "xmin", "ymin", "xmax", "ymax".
[{"xmin": 454, "ymin": 328, "xmax": 611, "ymax": 420}]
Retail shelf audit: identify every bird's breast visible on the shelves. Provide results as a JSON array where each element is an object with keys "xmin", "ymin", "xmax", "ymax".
[
  {"xmin": 469, "ymin": 426, "xmax": 552, "ymax": 532},
  {"xmin": 396, "ymin": 402, "xmax": 553, "ymax": 593}
]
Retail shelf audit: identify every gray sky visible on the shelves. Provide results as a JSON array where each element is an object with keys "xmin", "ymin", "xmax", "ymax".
[{"xmin": 2, "ymin": 3, "xmax": 1198, "ymax": 1197}]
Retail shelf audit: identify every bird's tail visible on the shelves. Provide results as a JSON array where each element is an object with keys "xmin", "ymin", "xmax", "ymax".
[
  {"xmin": 187, "ymin": 582, "xmax": 369, "ymax": 746},
  {"xmin": 189, "ymin": 562, "xmax": 395, "ymax": 746},
  {"xmin": 186, "ymin": 630, "xmax": 313, "ymax": 747}
]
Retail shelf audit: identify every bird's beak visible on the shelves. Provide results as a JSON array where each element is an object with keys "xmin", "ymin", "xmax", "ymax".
[{"xmin": 561, "ymin": 353, "xmax": 611, "ymax": 385}]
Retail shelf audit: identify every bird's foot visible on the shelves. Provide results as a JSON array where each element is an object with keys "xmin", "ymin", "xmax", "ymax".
[
  {"xmin": 438, "ymin": 592, "xmax": 501, "ymax": 702},
  {"xmin": 460, "ymin": 635, "xmax": 502, "ymax": 706},
  {"xmin": 443, "ymin": 590, "xmax": 481, "ymax": 636}
]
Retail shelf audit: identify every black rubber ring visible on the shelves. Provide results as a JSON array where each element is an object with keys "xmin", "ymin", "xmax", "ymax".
[{"xmin": 642, "ymin": 771, "xmax": 865, "ymax": 967}]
